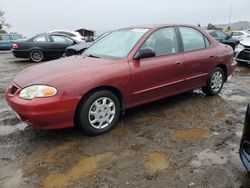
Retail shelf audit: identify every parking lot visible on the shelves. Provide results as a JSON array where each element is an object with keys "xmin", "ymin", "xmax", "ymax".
[{"xmin": 0, "ymin": 51, "xmax": 250, "ymax": 187}]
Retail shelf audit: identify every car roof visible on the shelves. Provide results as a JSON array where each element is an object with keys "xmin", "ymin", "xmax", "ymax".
[
  {"xmin": 36, "ymin": 33, "xmax": 79, "ymax": 42},
  {"xmin": 49, "ymin": 30, "xmax": 80, "ymax": 34},
  {"xmin": 0, "ymin": 33, "xmax": 16, "ymax": 35},
  {"xmin": 126, "ymin": 24, "xmax": 201, "ymax": 30}
]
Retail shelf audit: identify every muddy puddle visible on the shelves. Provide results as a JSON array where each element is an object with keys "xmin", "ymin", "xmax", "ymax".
[
  {"xmin": 41, "ymin": 152, "xmax": 117, "ymax": 188},
  {"xmin": 171, "ymin": 128, "xmax": 217, "ymax": 141},
  {"xmin": 144, "ymin": 152, "xmax": 169, "ymax": 173}
]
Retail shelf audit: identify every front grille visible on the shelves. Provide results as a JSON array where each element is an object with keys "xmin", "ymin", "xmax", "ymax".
[
  {"xmin": 243, "ymin": 45, "xmax": 250, "ymax": 50},
  {"xmin": 238, "ymin": 50, "xmax": 250, "ymax": 61},
  {"xmin": 10, "ymin": 85, "xmax": 18, "ymax": 94}
]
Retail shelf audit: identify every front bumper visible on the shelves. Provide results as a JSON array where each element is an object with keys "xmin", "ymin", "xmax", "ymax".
[
  {"xmin": 234, "ymin": 47, "xmax": 250, "ymax": 64},
  {"xmin": 240, "ymin": 104, "xmax": 250, "ymax": 172},
  {"xmin": 5, "ymin": 82, "xmax": 79, "ymax": 130}
]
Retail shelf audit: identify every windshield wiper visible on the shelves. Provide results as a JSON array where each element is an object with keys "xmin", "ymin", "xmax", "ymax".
[{"xmin": 88, "ymin": 54, "xmax": 100, "ymax": 58}]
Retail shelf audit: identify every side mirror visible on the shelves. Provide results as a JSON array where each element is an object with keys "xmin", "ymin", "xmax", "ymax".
[{"xmin": 134, "ymin": 48, "xmax": 156, "ymax": 59}]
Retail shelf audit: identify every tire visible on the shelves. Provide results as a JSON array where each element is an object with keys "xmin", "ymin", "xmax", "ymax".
[
  {"xmin": 29, "ymin": 50, "xmax": 43, "ymax": 62},
  {"xmin": 202, "ymin": 67, "xmax": 225, "ymax": 96},
  {"xmin": 76, "ymin": 90, "xmax": 120, "ymax": 136}
]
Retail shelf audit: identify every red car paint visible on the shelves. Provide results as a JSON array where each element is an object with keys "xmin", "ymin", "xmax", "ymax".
[{"xmin": 5, "ymin": 24, "xmax": 234, "ymax": 129}]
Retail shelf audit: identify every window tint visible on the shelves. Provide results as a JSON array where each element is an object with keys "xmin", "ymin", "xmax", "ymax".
[
  {"xmin": 216, "ymin": 31, "xmax": 227, "ymax": 38},
  {"xmin": 140, "ymin": 27, "xmax": 178, "ymax": 56},
  {"xmin": 179, "ymin": 27, "xmax": 209, "ymax": 51},
  {"xmin": 34, "ymin": 35, "xmax": 47, "ymax": 43},
  {"xmin": 51, "ymin": 35, "xmax": 74, "ymax": 44},
  {"xmin": 232, "ymin": 32, "xmax": 243, "ymax": 36},
  {"xmin": 232, "ymin": 32, "xmax": 237, "ymax": 36},
  {"xmin": 0, "ymin": 34, "xmax": 11, "ymax": 41},
  {"xmin": 209, "ymin": 31, "xmax": 217, "ymax": 37}
]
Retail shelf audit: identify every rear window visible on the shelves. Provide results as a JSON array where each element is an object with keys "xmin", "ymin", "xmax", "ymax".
[
  {"xmin": 34, "ymin": 35, "xmax": 48, "ymax": 43},
  {"xmin": 0, "ymin": 34, "xmax": 12, "ymax": 41}
]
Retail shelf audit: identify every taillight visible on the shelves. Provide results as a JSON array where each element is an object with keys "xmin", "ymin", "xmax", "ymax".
[{"xmin": 12, "ymin": 43, "xmax": 19, "ymax": 49}]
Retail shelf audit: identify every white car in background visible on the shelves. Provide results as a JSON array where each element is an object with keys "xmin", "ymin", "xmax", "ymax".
[
  {"xmin": 229, "ymin": 30, "xmax": 250, "ymax": 41},
  {"xmin": 49, "ymin": 30, "xmax": 85, "ymax": 42},
  {"xmin": 234, "ymin": 38, "xmax": 250, "ymax": 64}
]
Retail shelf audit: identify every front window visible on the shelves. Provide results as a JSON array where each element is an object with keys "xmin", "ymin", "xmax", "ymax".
[
  {"xmin": 83, "ymin": 28, "xmax": 149, "ymax": 59},
  {"xmin": 139, "ymin": 27, "xmax": 179, "ymax": 56}
]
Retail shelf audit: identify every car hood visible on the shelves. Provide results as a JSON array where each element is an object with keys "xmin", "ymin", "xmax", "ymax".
[
  {"xmin": 14, "ymin": 56, "xmax": 116, "ymax": 88},
  {"xmin": 240, "ymin": 38, "xmax": 250, "ymax": 46}
]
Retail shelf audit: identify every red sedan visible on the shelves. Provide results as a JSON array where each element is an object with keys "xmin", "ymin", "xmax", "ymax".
[{"xmin": 6, "ymin": 24, "xmax": 235, "ymax": 135}]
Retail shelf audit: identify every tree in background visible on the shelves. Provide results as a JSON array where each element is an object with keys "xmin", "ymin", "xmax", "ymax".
[
  {"xmin": 207, "ymin": 23, "xmax": 223, "ymax": 30},
  {"xmin": 0, "ymin": 9, "xmax": 11, "ymax": 33}
]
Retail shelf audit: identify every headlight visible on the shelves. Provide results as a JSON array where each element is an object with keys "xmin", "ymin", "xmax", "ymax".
[
  {"xmin": 236, "ymin": 43, "xmax": 244, "ymax": 50},
  {"xmin": 19, "ymin": 85, "xmax": 57, "ymax": 100}
]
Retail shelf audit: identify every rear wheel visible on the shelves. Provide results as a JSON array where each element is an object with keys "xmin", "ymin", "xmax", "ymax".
[
  {"xmin": 29, "ymin": 50, "xmax": 43, "ymax": 62},
  {"xmin": 76, "ymin": 90, "xmax": 120, "ymax": 136},
  {"xmin": 202, "ymin": 67, "xmax": 225, "ymax": 96}
]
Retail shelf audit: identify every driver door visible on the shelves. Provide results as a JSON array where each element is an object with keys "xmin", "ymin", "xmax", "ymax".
[{"xmin": 129, "ymin": 27, "xmax": 185, "ymax": 106}]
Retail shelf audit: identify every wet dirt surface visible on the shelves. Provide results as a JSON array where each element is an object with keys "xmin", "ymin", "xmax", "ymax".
[{"xmin": 0, "ymin": 51, "xmax": 250, "ymax": 187}]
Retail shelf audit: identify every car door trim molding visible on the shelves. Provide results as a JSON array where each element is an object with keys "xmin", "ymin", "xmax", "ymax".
[
  {"xmin": 133, "ymin": 72, "xmax": 208, "ymax": 95},
  {"xmin": 133, "ymin": 79, "xmax": 185, "ymax": 95}
]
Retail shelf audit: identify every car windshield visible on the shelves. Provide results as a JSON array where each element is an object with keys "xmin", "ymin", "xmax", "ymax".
[{"xmin": 83, "ymin": 28, "xmax": 149, "ymax": 59}]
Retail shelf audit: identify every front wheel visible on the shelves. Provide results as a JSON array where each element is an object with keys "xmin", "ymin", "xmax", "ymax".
[
  {"xmin": 202, "ymin": 67, "xmax": 225, "ymax": 96},
  {"xmin": 76, "ymin": 90, "xmax": 120, "ymax": 136}
]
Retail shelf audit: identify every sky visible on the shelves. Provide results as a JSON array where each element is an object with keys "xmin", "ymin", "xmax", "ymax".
[{"xmin": 0, "ymin": 0, "xmax": 249, "ymax": 37}]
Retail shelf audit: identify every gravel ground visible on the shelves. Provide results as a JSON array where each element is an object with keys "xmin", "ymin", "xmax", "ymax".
[{"xmin": 0, "ymin": 51, "xmax": 250, "ymax": 188}]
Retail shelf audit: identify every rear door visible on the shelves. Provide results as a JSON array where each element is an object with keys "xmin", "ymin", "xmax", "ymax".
[{"xmin": 178, "ymin": 26, "xmax": 215, "ymax": 90}]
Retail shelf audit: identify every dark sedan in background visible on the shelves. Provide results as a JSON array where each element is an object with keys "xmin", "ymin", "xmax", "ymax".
[
  {"xmin": 65, "ymin": 32, "xmax": 109, "ymax": 56},
  {"xmin": 240, "ymin": 104, "xmax": 250, "ymax": 171},
  {"xmin": 65, "ymin": 42, "xmax": 93, "ymax": 56},
  {"xmin": 207, "ymin": 30, "xmax": 239, "ymax": 50},
  {"xmin": 12, "ymin": 33, "xmax": 79, "ymax": 62}
]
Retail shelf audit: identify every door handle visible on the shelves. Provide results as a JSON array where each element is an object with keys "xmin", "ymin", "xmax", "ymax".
[
  {"xmin": 209, "ymin": 55, "xmax": 215, "ymax": 59},
  {"xmin": 175, "ymin": 61, "xmax": 182, "ymax": 66}
]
